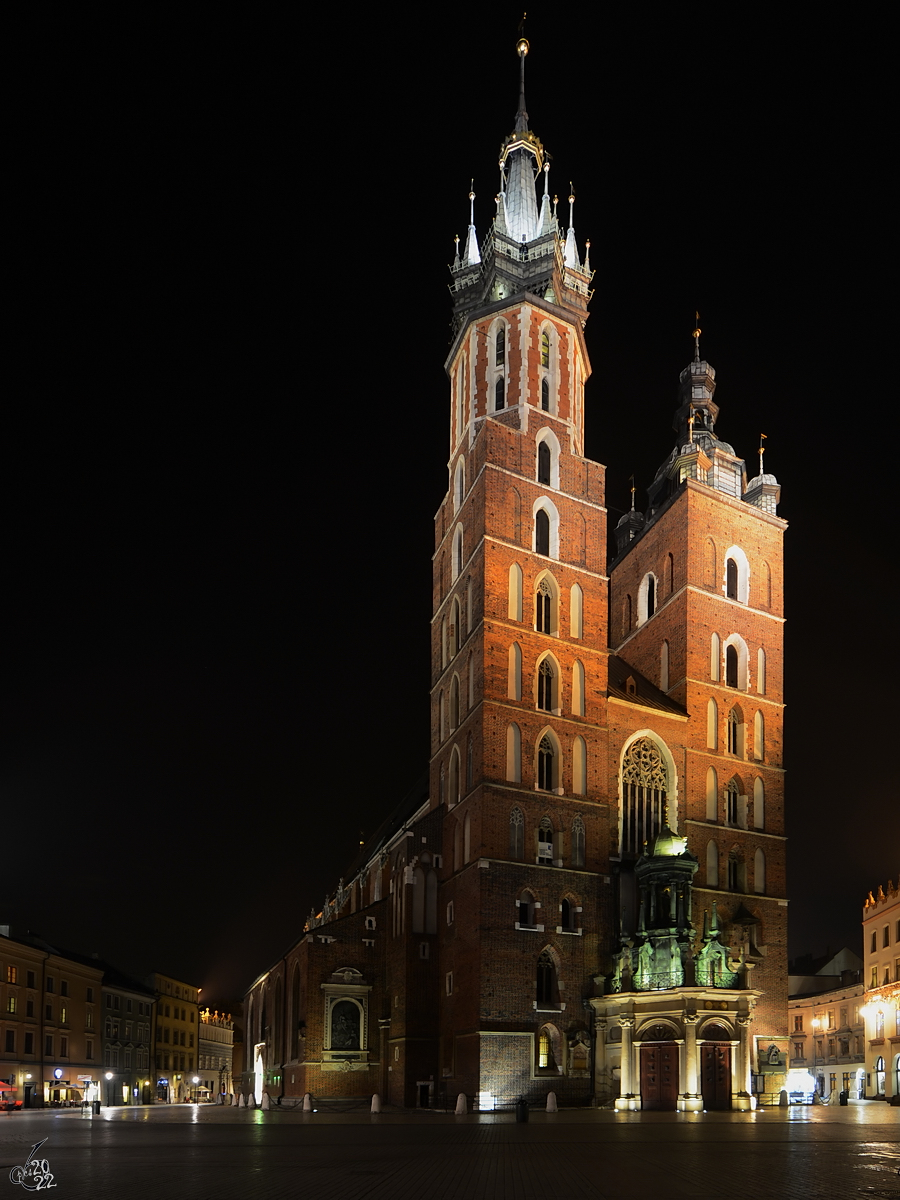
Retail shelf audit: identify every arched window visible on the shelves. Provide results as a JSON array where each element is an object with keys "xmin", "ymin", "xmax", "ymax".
[
  {"xmin": 508, "ymin": 563, "xmax": 523, "ymax": 621},
  {"xmin": 753, "ymin": 710, "xmax": 765, "ymax": 760},
  {"xmin": 537, "ymin": 1026, "xmax": 555, "ymax": 1069},
  {"xmin": 495, "ymin": 377, "xmax": 505, "ymax": 411},
  {"xmin": 727, "ymin": 849, "xmax": 745, "ymax": 892},
  {"xmin": 761, "ymin": 560, "xmax": 772, "ymax": 608},
  {"xmin": 537, "ymin": 735, "xmax": 557, "ymax": 791},
  {"xmin": 753, "ymin": 777, "xmax": 765, "ymax": 829},
  {"xmin": 449, "ymin": 675, "xmax": 460, "ymax": 729},
  {"xmin": 754, "ymin": 848, "xmax": 766, "ymax": 895},
  {"xmin": 540, "ymin": 330, "xmax": 550, "ymax": 368},
  {"xmin": 449, "ymin": 597, "xmax": 460, "ymax": 658},
  {"xmin": 660, "ymin": 640, "xmax": 669, "ymax": 691},
  {"xmin": 571, "ymin": 816, "xmax": 585, "ymax": 867},
  {"xmin": 508, "ymin": 643, "xmax": 522, "ymax": 700},
  {"xmin": 509, "ymin": 807, "xmax": 524, "ymax": 859},
  {"xmin": 706, "ymin": 841, "xmax": 719, "ymax": 888},
  {"xmin": 723, "ymin": 546, "xmax": 750, "ymax": 604},
  {"xmin": 572, "ymin": 735, "xmax": 587, "ymax": 795},
  {"xmin": 727, "ymin": 707, "xmax": 745, "ymax": 757},
  {"xmin": 518, "ymin": 889, "xmax": 536, "ymax": 927},
  {"xmin": 506, "ymin": 723, "xmax": 522, "ymax": 783},
  {"xmin": 725, "ymin": 644, "xmax": 738, "ymax": 688},
  {"xmin": 495, "ymin": 325, "xmax": 505, "ymax": 366},
  {"xmin": 570, "ymin": 583, "xmax": 583, "ymax": 638},
  {"xmin": 536, "ymin": 949, "xmax": 558, "ymax": 1007},
  {"xmin": 571, "ymin": 659, "xmax": 585, "ymax": 716},
  {"xmin": 535, "ymin": 508, "xmax": 550, "ymax": 556},
  {"xmin": 448, "ymin": 746, "xmax": 460, "ymax": 806},
  {"xmin": 707, "ymin": 698, "xmax": 718, "ymax": 750},
  {"xmin": 537, "ymin": 658, "xmax": 556, "ymax": 712},
  {"xmin": 561, "ymin": 898, "xmax": 574, "ymax": 930},
  {"xmin": 710, "ymin": 633, "xmax": 721, "ymax": 681},
  {"xmin": 540, "ymin": 816, "xmax": 554, "ymax": 864},
  {"xmin": 637, "ymin": 572, "xmax": 657, "ymax": 624},
  {"xmin": 453, "ymin": 457, "xmax": 465, "ymax": 512},
  {"xmin": 452, "ymin": 525, "xmax": 464, "ymax": 581},
  {"xmin": 706, "ymin": 767, "xmax": 718, "ymax": 821},
  {"xmin": 538, "ymin": 441, "xmax": 551, "ymax": 484},
  {"xmin": 438, "ymin": 690, "xmax": 445, "ymax": 741},
  {"xmin": 539, "ymin": 379, "xmax": 549, "ymax": 412},
  {"xmin": 620, "ymin": 736, "xmax": 670, "ymax": 856},
  {"xmin": 534, "ymin": 575, "xmax": 557, "ymax": 634},
  {"xmin": 725, "ymin": 778, "xmax": 743, "ymax": 827},
  {"xmin": 757, "ymin": 647, "xmax": 767, "ymax": 694}
]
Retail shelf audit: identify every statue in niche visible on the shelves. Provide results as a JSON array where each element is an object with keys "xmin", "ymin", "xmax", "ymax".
[{"xmin": 331, "ymin": 1000, "xmax": 361, "ymax": 1050}]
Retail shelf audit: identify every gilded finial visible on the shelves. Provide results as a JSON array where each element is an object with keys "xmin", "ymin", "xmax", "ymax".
[
  {"xmin": 692, "ymin": 310, "xmax": 702, "ymax": 363},
  {"xmin": 629, "ymin": 474, "xmax": 635, "ymax": 512},
  {"xmin": 517, "ymin": 11, "xmax": 528, "ymax": 55},
  {"xmin": 758, "ymin": 432, "xmax": 767, "ymax": 474}
]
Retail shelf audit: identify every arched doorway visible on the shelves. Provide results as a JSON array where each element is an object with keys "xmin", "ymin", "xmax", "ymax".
[
  {"xmin": 700, "ymin": 1023, "xmax": 732, "ymax": 1111},
  {"xmin": 639, "ymin": 1023, "xmax": 679, "ymax": 1111}
]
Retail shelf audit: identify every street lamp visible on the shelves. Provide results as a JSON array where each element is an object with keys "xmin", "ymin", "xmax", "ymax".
[
  {"xmin": 105, "ymin": 1072, "xmax": 113, "ymax": 1107},
  {"xmin": 192, "ymin": 1075, "xmax": 200, "ymax": 1103}
]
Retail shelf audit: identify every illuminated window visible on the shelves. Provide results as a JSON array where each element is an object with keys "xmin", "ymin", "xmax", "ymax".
[
  {"xmin": 620, "ymin": 736, "xmax": 669, "ymax": 856},
  {"xmin": 540, "ymin": 330, "xmax": 550, "ymax": 368},
  {"xmin": 6, "ymin": 966, "xmax": 16, "ymax": 984}
]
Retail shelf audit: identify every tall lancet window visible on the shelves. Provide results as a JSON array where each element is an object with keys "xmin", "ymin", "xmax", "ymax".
[
  {"xmin": 541, "ymin": 378, "xmax": 550, "ymax": 411},
  {"xmin": 538, "ymin": 441, "xmax": 551, "ymax": 485},
  {"xmin": 535, "ymin": 508, "xmax": 550, "ymax": 556},
  {"xmin": 495, "ymin": 327, "xmax": 505, "ymax": 366},
  {"xmin": 495, "ymin": 377, "xmax": 505, "ymax": 411},
  {"xmin": 620, "ymin": 736, "xmax": 669, "ymax": 856},
  {"xmin": 540, "ymin": 330, "xmax": 550, "ymax": 368}
]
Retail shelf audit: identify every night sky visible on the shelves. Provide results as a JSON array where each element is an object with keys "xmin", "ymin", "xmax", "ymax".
[{"xmin": 5, "ymin": 12, "xmax": 892, "ymax": 1002}]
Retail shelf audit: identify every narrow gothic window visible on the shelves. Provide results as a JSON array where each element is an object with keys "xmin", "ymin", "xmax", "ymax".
[
  {"xmin": 509, "ymin": 808, "xmax": 524, "ymax": 859},
  {"xmin": 536, "ymin": 950, "xmax": 556, "ymax": 1006},
  {"xmin": 495, "ymin": 377, "xmax": 505, "ymax": 411},
  {"xmin": 725, "ymin": 644, "xmax": 738, "ymax": 688},
  {"xmin": 646, "ymin": 576, "xmax": 655, "ymax": 617},
  {"xmin": 496, "ymin": 327, "xmax": 505, "ymax": 366},
  {"xmin": 538, "ymin": 441, "xmax": 551, "ymax": 484},
  {"xmin": 538, "ymin": 816, "xmax": 554, "ymax": 859},
  {"xmin": 535, "ymin": 508, "xmax": 550, "ymax": 556},
  {"xmin": 538, "ymin": 1029, "xmax": 551, "ymax": 1068},
  {"xmin": 537, "ymin": 738, "xmax": 555, "ymax": 791},
  {"xmin": 561, "ymin": 898, "xmax": 573, "ymax": 929},
  {"xmin": 540, "ymin": 330, "xmax": 550, "ymax": 368},
  {"xmin": 620, "ymin": 737, "xmax": 668, "ymax": 856},
  {"xmin": 541, "ymin": 378, "xmax": 550, "ymax": 411},
  {"xmin": 571, "ymin": 816, "xmax": 585, "ymax": 867},
  {"xmin": 518, "ymin": 889, "xmax": 535, "ymax": 926},
  {"xmin": 535, "ymin": 579, "xmax": 552, "ymax": 633},
  {"xmin": 725, "ymin": 781, "xmax": 739, "ymax": 825},
  {"xmin": 537, "ymin": 660, "xmax": 554, "ymax": 711},
  {"xmin": 726, "ymin": 557, "xmax": 738, "ymax": 599}
]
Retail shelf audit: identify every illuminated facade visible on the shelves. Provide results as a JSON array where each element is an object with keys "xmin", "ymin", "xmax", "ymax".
[
  {"xmin": 198, "ymin": 1008, "xmax": 235, "ymax": 1100},
  {"xmin": 148, "ymin": 972, "xmax": 200, "ymax": 1103},
  {"xmin": 244, "ymin": 40, "xmax": 788, "ymax": 1111},
  {"xmin": 861, "ymin": 879, "xmax": 900, "ymax": 1100}
]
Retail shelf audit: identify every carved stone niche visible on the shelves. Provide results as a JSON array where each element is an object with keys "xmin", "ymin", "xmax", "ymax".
[{"xmin": 320, "ymin": 969, "xmax": 372, "ymax": 1072}]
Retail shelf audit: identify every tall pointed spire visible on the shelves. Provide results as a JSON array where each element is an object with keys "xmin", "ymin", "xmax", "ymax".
[
  {"xmin": 564, "ymin": 185, "xmax": 580, "ymax": 269},
  {"xmin": 498, "ymin": 33, "xmax": 543, "ymax": 244}
]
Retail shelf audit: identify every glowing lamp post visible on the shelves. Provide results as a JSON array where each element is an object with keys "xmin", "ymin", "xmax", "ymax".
[{"xmin": 105, "ymin": 1072, "xmax": 113, "ymax": 1107}]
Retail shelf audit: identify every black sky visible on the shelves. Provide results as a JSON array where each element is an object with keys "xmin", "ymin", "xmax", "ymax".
[{"xmin": 4, "ymin": 12, "xmax": 894, "ymax": 1000}]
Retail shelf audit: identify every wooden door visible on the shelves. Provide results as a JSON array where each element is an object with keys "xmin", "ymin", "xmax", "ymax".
[
  {"xmin": 700, "ymin": 1043, "xmax": 731, "ymax": 1110},
  {"xmin": 640, "ymin": 1043, "xmax": 679, "ymax": 1111}
]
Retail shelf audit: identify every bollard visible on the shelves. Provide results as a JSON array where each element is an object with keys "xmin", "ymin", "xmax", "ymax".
[
  {"xmin": 371, "ymin": 1094, "xmax": 381, "ymax": 1113},
  {"xmin": 238, "ymin": 1094, "xmax": 246, "ymax": 1108},
  {"xmin": 302, "ymin": 1093, "xmax": 313, "ymax": 1112},
  {"xmin": 455, "ymin": 1093, "xmax": 467, "ymax": 1115},
  {"xmin": 515, "ymin": 1096, "xmax": 529, "ymax": 1123},
  {"xmin": 546, "ymin": 1091, "xmax": 557, "ymax": 1113},
  {"xmin": 247, "ymin": 1094, "xmax": 256, "ymax": 1109},
  {"xmin": 778, "ymin": 1089, "xmax": 788, "ymax": 1107},
  {"xmin": 261, "ymin": 1093, "xmax": 270, "ymax": 1110}
]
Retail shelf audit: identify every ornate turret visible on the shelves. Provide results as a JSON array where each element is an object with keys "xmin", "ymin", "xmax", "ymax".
[{"xmin": 448, "ymin": 36, "xmax": 592, "ymax": 337}]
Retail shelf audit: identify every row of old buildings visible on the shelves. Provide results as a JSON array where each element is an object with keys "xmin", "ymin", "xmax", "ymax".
[
  {"xmin": 787, "ymin": 880, "xmax": 900, "ymax": 1103},
  {"xmin": 0, "ymin": 926, "xmax": 237, "ymax": 1107}
]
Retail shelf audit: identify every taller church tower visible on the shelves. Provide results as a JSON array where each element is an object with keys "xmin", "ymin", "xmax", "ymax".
[{"xmin": 432, "ymin": 38, "xmax": 611, "ymax": 1099}]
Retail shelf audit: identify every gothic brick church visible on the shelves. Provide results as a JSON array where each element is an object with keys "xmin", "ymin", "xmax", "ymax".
[{"xmin": 245, "ymin": 39, "xmax": 788, "ymax": 1112}]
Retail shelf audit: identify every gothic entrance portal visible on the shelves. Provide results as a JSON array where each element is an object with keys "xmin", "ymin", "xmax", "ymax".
[
  {"xmin": 700, "ymin": 1025, "xmax": 732, "ymax": 1110},
  {"xmin": 640, "ymin": 1032, "xmax": 679, "ymax": 1111}
]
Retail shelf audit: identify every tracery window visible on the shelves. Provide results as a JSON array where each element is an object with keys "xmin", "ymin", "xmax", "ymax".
[
  {"xmin": 537, "ymin": 736, "xmax": 556, "ymax": 791},
  {"xmin": 621, "ymin": 737, "xmax": 668, "ymax": 856},
  {"xmin": 538, "ymin": 816, "xmax": 554, "ymax": 860},
  {"xmin": 536, "ymin": 578, "xmax": 552, "ymax": 633},
  {"xmin": 537, "ymin": 659, "xmax": 554, "ymax": 712}
]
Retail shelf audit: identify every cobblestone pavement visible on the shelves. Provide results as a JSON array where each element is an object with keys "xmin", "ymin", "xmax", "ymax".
[{"xmin": 0, "ymin": 1103, "xmax": 897, "ymax": 1200}]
